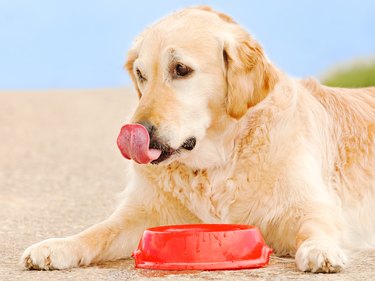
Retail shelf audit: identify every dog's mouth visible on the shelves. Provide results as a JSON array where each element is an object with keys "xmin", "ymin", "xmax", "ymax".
[
  {"xmin": 117, "ymin": 124, "xmax": 196, "ymax": 165},
  {"xmin": 150, "ymin": 137, "xmax": 196, "ymax": 165}
]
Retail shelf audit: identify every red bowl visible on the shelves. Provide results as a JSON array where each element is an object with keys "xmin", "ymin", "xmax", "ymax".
[{"xmin": 132, "ymin": 224, "xmax": 272, "ymax": 270}]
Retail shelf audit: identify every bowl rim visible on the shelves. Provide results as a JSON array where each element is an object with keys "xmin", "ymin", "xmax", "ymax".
[{"xmin": 145, "ymin": 223, "xmax": 258, "ymax": 234}]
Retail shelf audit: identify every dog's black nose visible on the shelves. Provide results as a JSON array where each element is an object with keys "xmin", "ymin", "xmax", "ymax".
[
  {"xmin": 138, "ymin": 121, "xmax": 156, "ymax": 138},
  {"xmin": 137, "ymin": 121, "xmax": 163, "ymax": 151},
  {"xmin": 181, "ymin": 137, "xmax": 196, "ymax": 151}
]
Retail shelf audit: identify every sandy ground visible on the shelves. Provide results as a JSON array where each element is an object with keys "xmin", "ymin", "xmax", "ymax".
[{"xmin": 0, "ymin": 89, "xmax": 374, "ymax": 281}]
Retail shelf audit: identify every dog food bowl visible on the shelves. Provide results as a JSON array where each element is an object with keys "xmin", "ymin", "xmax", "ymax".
[{"xmin": 132, "ymin": 224, "xmax": 272, "ymax": 270}]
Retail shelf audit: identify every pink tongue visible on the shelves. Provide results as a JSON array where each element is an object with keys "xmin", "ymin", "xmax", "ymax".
[{"xmin": 117, "ymin": 124, "xmax": 162, "ymax": 164}]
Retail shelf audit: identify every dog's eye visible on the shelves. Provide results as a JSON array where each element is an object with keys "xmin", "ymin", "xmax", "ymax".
[
  {"xmin": 136, "ymin": 69, "xmax": 146, "ymax": 82},
  {"xmin": 174, "ymin": 63, "xmax": 193, "ymax": 78}
]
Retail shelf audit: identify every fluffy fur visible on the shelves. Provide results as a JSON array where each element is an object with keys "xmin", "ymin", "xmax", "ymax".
[{"xmin": 22, "ymin": 6, "xmax": 375, "ymax": 273}]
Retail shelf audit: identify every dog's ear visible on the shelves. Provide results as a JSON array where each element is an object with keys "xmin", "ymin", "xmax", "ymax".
[
  {"xmin": 223, "ymin": 32, "xmax": 279, "ymax": 119},
  {"xmin": 125, "ymin": 39, "xmax": 142, "ymax": 99}
]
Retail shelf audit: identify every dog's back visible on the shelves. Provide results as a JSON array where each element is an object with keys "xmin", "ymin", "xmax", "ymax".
[{"xmin": 303, "ymin": 79, "xmax": 375, "ymax": 247}]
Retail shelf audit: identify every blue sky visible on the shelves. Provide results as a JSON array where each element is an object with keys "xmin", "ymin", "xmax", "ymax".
[{"xmin": 0, "ymin": 0, "xmax": 374, "ymax": 89}]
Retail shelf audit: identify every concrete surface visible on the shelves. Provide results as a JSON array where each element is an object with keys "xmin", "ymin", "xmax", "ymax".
[{"xmin": 0, "ymin": 89, "xmax": 374, "ymax": 281}]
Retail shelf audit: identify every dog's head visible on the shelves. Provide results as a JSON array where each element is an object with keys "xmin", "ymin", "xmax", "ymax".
[{"xmin": 124, "ymin": 6, "xmax": 278, "ymax": 168}]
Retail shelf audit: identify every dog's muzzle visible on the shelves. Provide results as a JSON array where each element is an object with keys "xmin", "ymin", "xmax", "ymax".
[{"xmin": 117, "ymin": 122, "xmax": 196, "ymax": 165}]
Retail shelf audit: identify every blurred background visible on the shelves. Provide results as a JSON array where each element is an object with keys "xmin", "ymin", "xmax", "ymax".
[{"xmin": 0, "ymin": 0, "xmax": 374, "ymax": 89}]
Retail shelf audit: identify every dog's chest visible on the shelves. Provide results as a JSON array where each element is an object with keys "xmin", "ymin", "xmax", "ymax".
[
  {"xmin": 146, "ymin": 164, "xmax": 231, "ymax": 223},
  {"xmin": 155, "ymin": 163, "xmax": 260, "ymax": 224}
]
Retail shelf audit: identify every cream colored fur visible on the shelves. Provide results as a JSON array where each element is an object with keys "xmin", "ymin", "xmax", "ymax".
[{"xmin": 22, "ymin": 6, "xmax": 375, "ymax": 273}]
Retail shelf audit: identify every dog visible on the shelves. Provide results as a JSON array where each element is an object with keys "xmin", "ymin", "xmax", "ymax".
[{"xmin": 22, "ymin": 6, "xmax": 375, "ymax": 273}]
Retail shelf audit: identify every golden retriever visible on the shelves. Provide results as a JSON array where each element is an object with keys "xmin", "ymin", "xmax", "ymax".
[{"xmin": 22, "ymin": 6, "xmax": 375, "ymax": 273}]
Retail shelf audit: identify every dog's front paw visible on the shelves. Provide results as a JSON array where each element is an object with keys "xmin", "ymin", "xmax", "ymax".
[
  {"xmin": 21, "ymin": 237, "xmax": 83, "ymax": 270},
  {"xmin": 295, "ymin": 239, "xmax": 347, "ymax": 273}
]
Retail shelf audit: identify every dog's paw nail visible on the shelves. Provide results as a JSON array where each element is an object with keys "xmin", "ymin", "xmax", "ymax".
[
  {"xmin": 296, "ymin": 240, "xmax": 346, "ymax": 273},
  {"xmin": 21, "ymin": 238, "xmax": 81, "ymax": 270}
]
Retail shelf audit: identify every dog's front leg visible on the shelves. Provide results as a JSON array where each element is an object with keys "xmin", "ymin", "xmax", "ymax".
[
  {"xmin": 21, "ymin": 174, "xmax": 165, "ymax": 270},
  {"xmin": 21, "ymin": 205, "xmax": 152, "ymax": 270},
  {"xmin": 294, "ymin": 202, "xmax": 348, "ymax": 273}
]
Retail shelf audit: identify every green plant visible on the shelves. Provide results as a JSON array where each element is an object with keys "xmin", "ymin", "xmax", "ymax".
[{"xmin": 323, "ymin": 62, "xmax": 375, "ymax": 88}]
